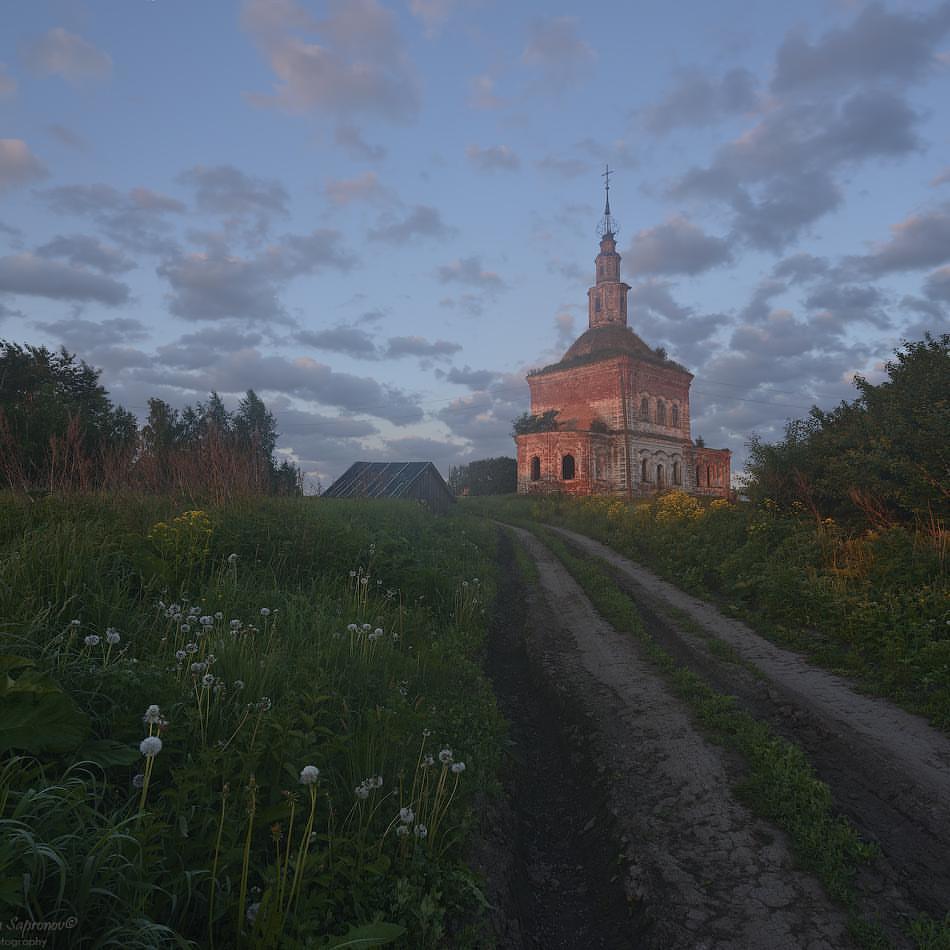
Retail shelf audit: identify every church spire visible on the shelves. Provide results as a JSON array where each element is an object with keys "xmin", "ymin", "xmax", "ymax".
[{"xmin": 588, "ymin": 165, "xmax": 630, "ymax": 329}]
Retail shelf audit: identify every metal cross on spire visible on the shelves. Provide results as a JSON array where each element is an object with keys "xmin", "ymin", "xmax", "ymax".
[{"xmin": 598, "ymin": 163, "xmax": 618, "ymax": 238}]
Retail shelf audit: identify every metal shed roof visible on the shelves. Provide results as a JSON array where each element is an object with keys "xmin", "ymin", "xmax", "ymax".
[{"xmin": 322, "ymin": 461, "xmax": 451, "ymax": 500}]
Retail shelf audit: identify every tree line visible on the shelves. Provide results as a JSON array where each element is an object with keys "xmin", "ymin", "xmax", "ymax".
[{"xmin": 0, "ymin": 341, "xmax": 301, "ymax": 499}]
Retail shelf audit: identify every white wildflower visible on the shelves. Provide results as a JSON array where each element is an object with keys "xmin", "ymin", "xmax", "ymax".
[
  {"xmin": 69, "ymin": 619, "xmax": 81, "ymax": 628},
  {"xmin": 131, "ymin": 773, "xmax": 145, "ymax": 788},
  {"xmin": 246, "ymin": 902, "xmax": 260, "ymax": 925},
  {"xmin": 227, "ymin": 553, "xmax": 238, "ymax": 564},
  {"xmin": 396, "ymin": 824, "xmax": 410, "ymax": 837},
  {"xmin": 106, "ymin": 628, "xmax": 121, "ymax": 645},
  {"xmin": 180, "ymin": 624, "xmax": 190, "ymax": 634},
  {"xmin": 185, "ymin": 642, "xmax": 198, "ymax": 654},
  {"xmin": 355, "ymin": 784, "xmax": 370, "ymax": 800},
  {"xmin": 233, "ymin": 680, "xmax": 245, "ymax": 691},
  {"xmin": 451, "ymin": 762, "xmax": 466, "ymax": 774},
  {"xmin": 84, "ymin": 634, "xmax": 100, "ymax": 647},
  {"xmin": 260, "ymin": 607, "xmax": 271, "ymax": 617},
  {"xmin": 347, "ymin": 623, "xmax": 358, "ymax": 633},
  {"xmin": 175, "ymin": 650, "xmax": 186, "ymax": 662},
  {"xmin": 414, "ymin": 824, "xmax": 428, "ymax": 839},
  {"xmin": 140, "ymin": 736, "xmax": 163, "ymax": 757},
  {"xmin": 439, "ymin": 748, "xmax": 453, "ymax": 765},
  {"xmin": 399, "ymin": 806, "xmax": 414, "ymax": 824},
  {"xmin": 214, "ymin": 611, "xmax": 223, "ymax": 620},
  {"xmin": 202, "ymin": 673, "xmax": 214, "ymax": 687},
  {"xmin": 299, "ymin": 765, "xmax": 320, "ymax": 785},
  {"xmin": 143, "ymin": 704, "xmax": 161, "ymax": 724},
  {"xmin": 191, "ymin": 661, "xmax": 207, "ymax": 675}
]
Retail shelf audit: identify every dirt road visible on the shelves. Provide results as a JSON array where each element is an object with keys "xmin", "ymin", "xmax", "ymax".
[
  {"xmin": 480, "ymin": 527, "xmax": 857, "ymax": 949},
  {"xmin": 547, "ymin": 525, "xmax": 950, "ymax": 930}
]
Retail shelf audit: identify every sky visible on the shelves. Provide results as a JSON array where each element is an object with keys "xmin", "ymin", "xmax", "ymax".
[{"xmin": 1, "ymin": 0, "xmax": 948, "ymax": 490}]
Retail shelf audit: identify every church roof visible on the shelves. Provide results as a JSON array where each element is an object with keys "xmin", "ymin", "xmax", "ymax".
[{"xmin": 530, "ymin": 324, "xmax": 691, "ymax": 378}]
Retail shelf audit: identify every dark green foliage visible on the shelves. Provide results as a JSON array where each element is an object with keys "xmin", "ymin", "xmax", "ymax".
[
  {"xmin": 746, "ymin": 334, "xmax": 949, "ymax": 526},
  {"xmin": 511, "ymin": 409, "xmax": 559, "ymax": 436},
  {"xmin": 448, "ymin": 457, "xmax": 516, "ymax": 495},
  {"xmin": 0, "ymin": 341, "xmax": 137, "ymax": 490}
]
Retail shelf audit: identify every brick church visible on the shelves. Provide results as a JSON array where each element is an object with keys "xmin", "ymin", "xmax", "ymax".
[{"xmin": 515, "ymin": 177, "xmax": 731, "ymax": 498}]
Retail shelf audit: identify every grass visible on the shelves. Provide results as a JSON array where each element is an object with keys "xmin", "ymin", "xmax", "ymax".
[{"xmin": 0, "ymin": 493, "xmax": 505, "ymax": 948}]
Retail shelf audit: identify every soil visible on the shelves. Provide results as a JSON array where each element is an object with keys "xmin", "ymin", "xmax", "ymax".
[
  {"xmin": 546, "ymin": 525, "xmax": 950, "ymax": 934},
  {"xmin": 477, "ymin": 526, "xmax": 860, "ymax": 949}
]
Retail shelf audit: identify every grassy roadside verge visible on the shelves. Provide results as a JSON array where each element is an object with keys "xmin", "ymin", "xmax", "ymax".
[
  {"xmin": 466, "ymin": 494, "xmax": 949, "ymax": 734},
  {"xmin": 0, "ymin": 494, "xmax": 505, "ymax": 948},
  {"xmin": 514, "ymin": 519, "xmax": 950, "ymax": 949}
]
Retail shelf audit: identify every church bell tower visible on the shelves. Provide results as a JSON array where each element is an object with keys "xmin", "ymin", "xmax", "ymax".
[{"xmin": 587, "ymin": 165, "xmax": 630, "ymax": 329}]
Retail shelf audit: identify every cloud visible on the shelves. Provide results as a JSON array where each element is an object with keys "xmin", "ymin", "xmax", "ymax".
[
  {"xmin": 325, "ymin": 171, "xmax": 394, "ymax": 206},
  {"xmin": 20, "ymin": 28, "xmax": 112, "ymax": 83},
  {"xmin": 771, "ymin": 2, "xmax": 950, "ymax": 93},
  {"xmin": 158, "ymin": 229, "xmax": 353, "ymax": 322},
  {"xmin": 368, "ymin": 206, "xmax": 454, "ymax": 244},
  {"xmin": 933, "ymin": 167, "xmax": 950, "ymax": 187},
  {"xmin": 522, "ymin": 17, "xmax": 596, "ymax": 88},
  {"xmin": 0, "ymin": 253, "xmax": 129, "ymax": 305},
  {"xmin": 857, "ymin": 203, "xmax": 950, "ymax": 274},
  {"xmin": 437, "ymin": 256, "xmax": 506, "ymax": 290},
  {"xmin": 241, "ymin": 0, "xmax": 419, "ymax": 122},
  {"xmin": 670, "ymin": 89, "xmax": 921, "ymax": 250},
  {"xmin": 625, "ymin": 216, "xmax": 733, "ymax": 276},
  {"xmin": 47, "ymin": 124, "xmax": 85, "ymax": 150},
  {"xmin": 628, "ymin": 280, "xmax": 693, "ymax": 321},
  {"xmin": 0, "ymin": 65, "xmax": 16, "ymax": 98},
  {"xmin": 643, "ymin": 67, "xmax": 759, "ymax": 135},
  {"xmin": 35, "ymin": 317, "xmax": 149, "ymax": 348},
  {"xmin": 469, "ymin": 73, "xmax": 505, "ymax": 110},
  {"xmin": 384, "ymin": 336, "xmax": 461, "ymax": 359},
  {"xmin": 36, "ymin": 234, "xmax": 135, "ymax": 275},
  {"xmin": 554, "ymin": 311, "xmax": 575, "ymax": 346},
  {"xmin": 296, "ymin": 325, "xmax": 378, "ymax": 358},
  {"xmin": 803, "ymin": 283, "xmax": 889, "ymax": 329},
  {"xmin": 466, "ymin": 144, "xmax": 520, "ymax": 172},
  {"xmin": 442, "ymin": 365, "xmax": 500, "ymax": 388},
  {"xmin": 409, "ymin": 0, "xmax": 457, "ymax": 36},
  {"xmin": 924, "ymin": 265, "xmax": 950, "ymax": 303},
  {"xmin": 334, "ymin": 124, "xmax": 386, "ymax": 162},
  {"xmin": 0, "ymin": 139, "xmax": 49, "ymax": 192},
  {"xmin": 278, "ymin": 406, "xmax": 378, "ymax": 439},
  {"xmin": 772, "ymin": 253, "xmax": 829, "ymax": 284},
  {"xmin": 178, "ymin": 164, "xmax": 289, "ymax": 221},
  {"xmin": 40, "ymin": 183, "xmax": 185, "ymax": 255}
]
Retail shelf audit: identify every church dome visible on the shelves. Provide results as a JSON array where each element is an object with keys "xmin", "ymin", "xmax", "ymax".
[{"xmin": 561, "ymin": 324, "xmax": 656, "ymax": 362}]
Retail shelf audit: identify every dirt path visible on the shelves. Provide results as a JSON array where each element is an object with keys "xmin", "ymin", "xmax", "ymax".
[
  {"xmin": 548, "ymin": 525, "xmax": 950, "ymax": 926},
  {"xmin": 487, "ymin": 525, "xmax": 851, "ymax": 949}
]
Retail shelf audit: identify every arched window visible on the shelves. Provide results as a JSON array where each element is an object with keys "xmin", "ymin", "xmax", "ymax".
[
  {"xmin": 657, "ymin": 400, "xmax": 666, "ymax": 425},
  {"xmin": 561, "ymin": 454, "xmax": 575, "ymax": 480},
  {"xmin": 595, "ymin": 296, "xmax": 602, "ymax": 313},
  {"xmin": 706, "ymin": 465, "xmax": 712, "ymax": 486},
  {"xmin": 671, "ymin": 404, "xmax": 679, "ymax": 427},
  {"xmin": 530, "ymin": 456, "xmax": 540, "ymax": 481},
  {"xmin": 641, "ymin": 458, "xmax": 648, "ymax": 483},
  {"xmin": 696, "ymin": 465, "xmax": 701, "ymax": 486},
  {"xmin": 673, "ymin": 461, "xmax": 681, "ymax": 485},
  {"xmin": 640, "ymin": 396, "xmax": 649, "ymax": 420},
  {"xmin": 656, "ymin": 464, "xmax": 665, "ymax": 488}
]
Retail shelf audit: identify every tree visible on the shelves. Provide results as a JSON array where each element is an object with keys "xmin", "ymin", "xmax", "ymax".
[
  {"xmin": 449, "ymin": 457, "xmax": 517, "ymax": 495},
  {"xmin": 746, "ymin": 334, "xmax": 949, "ymax": 525},
  {"xmin": 0, "ymin": 341, "xmax": 136, "ymax": 490},
  {"xmin": 511, "ymin": 409, "xmax": 559, "ymax": 436}
]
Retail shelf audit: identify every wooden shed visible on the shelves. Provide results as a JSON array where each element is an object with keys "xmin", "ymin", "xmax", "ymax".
[{"xmin": 322, "ymin": 461, "xmax": 456, "ymax": 512}]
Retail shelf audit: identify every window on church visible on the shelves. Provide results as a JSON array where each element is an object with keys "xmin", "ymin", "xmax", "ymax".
[
  {"xmin": 671, "ymin": 404, "xmax": 679, "ymax": 427},
  {"xmin": 641, "ymin": 458, "xmax": 648, "ymax": 482},
  {"xmin": 640, "ymin": 396, "xmax": 649, "ymax": 420},
  {"xmin": 706, "ymin": 465, "xmax": 711, "ymax": 486},
  {"xmin": 530, "ymin": 456, "xmax": 540, "ymax": 481},
  {"xmin": 657, "ymin": 400, "xmax": 666, "ymax": 425},
  {"xmin": 696, "ymin": 465, "xmax": 701, "ymax": 486},
  {"xmin": 595, "ymin": 296, "xmax": 602, "ymax": 313},
  {"xmin": 673, "ymin": 461, "xmax": 681, "ymax": 485},
  {"xmin": 561, "ymin": 454, "xmax": 575, "ymax": 480},
  {"xmin": 656, "ymin": 464, "xmax": 665, "ymax": 488}
]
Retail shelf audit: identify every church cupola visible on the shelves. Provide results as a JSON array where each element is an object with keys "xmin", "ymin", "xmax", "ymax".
[{"xmin": 588, "ymin": 165, "xmax": 630, "ymax": 329}]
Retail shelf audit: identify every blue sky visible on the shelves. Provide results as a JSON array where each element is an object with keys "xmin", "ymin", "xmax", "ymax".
[{"xmin": 1, "ymin": 0, "xmax": 948, "ymax": 488}]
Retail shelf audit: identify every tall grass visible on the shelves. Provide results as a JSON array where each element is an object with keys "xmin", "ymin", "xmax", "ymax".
[
  {"xmin": 469, "ymin": 492, "xmax": 949, "ymax": 730},
  {"xmin": 0, "ymin": 494, "xmax": 503, "ymax": 947}
]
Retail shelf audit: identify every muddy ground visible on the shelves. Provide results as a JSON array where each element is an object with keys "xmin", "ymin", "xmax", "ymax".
[{"xmin": 476, "ymin": 524, "xmax": 950, "ymax": 949}]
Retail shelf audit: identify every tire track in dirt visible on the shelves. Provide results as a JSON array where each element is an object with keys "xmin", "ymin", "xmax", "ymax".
[
  {"xmin": 505, "ymin": 525, "xmax": 850, "ymax": 950},
  {"xmin": 549, "ymin": 525, "xmax": 950, "ymax": 927}
]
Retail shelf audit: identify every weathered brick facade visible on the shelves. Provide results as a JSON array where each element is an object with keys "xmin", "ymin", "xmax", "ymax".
[{"xmin": 515, "ymin": 215, "xmax": 730, "ymax": 498}]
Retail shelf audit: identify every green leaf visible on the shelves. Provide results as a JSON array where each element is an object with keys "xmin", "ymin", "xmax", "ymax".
[
  {"xmin": 323, "ymin": 923, "xmax": 406, "ymax": 949},
  {"xmin": 76, "ymin": 739, "xmax": 140, "ymax": 768},
  {"xmin": 0, "ymin": 666, "xmax": 89, "ymax": 754}
]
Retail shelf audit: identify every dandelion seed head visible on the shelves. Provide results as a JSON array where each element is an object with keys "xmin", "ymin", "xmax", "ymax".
[
  {"xmin": 191, "ymin": 662, "xmax": 207, "ymax": 675},
  {"xmin": 84, "ymin": 634, "xmax": 100, "ymax": 647},
  {"xmin": 229, "ymin": 619, "xmax": 242, "ymax": 630},
  {"xmin": 439, "ymin": 748, "xmax": 453, "ymax": 765},
  {"xmin": 399, "ymin": 806, "xmax": 414, "ymax": 824},
  {"xmin": 246, "ymin": 902, "xmax": 260, "ymax": 925},
  {"xmin": 233, "ymin": 679, "xmax": 245, "ymax": 691},
  {"xmin": 347, "ymin": 623, "xmax": 358, "ymax": 633},
  {"xmin": 260, "ymin": 607, "xmax": 271, "ymax": 617},
  {"xmin": 185, "ymin": 642, "xmax": 198, "ymax": 654},
  {"xmin": 361, "ymin": 623, "xmax": 371, "ymax": 632},
  {"xmin": 396, "ymin": 824, "xmax": 409, "ymax": 837},
  {"xmin": 175, "ymin": 650, "xmax": 186, "ymax": 661},
  {"xmin": 228, "ymin": 553, "xmax": 239, "ymax": 564},
  {"xmin": 143, "ymin": 704, "xmax": 161, "ymax": 724},
  {"xmin": 451, "ymin": 762, "xmax": 466, "ymax": 774},
  {"xmin": 106, "ymin": 628, "xmax": 121, "ymax": 645},
  {"xmin": 140, "ymin": 736, "xmax": 162, "ymax": 757},
  {"xmin": 414, "ymin": 824, "xmax": 428, "ymax": 839},
  {"xmin": 202, "ymin": 673, "xmax": 214, "ymax": 687},
  {"xmin": 180, "ymin": 624, "xmax": 191, "ymax": 633},
  {"xmin": 214, "ymin": 611, "xmax": 223, "ymax": 620},
  {"xmin": 299, "ymin": 765, "xmax": 320, "ymax": 785},
  {"xmin": 69, "ymin": 619, "xmax": 81, "ymax": 628},
  {"xmin": 355, "ymin": 784, "xmax": 370, "ymax": 800}
]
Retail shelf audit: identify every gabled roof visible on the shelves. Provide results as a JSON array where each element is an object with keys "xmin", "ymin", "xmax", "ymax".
[{"xmin": 323, "ymin": 461, "xmax": 452, "ymax": 500}]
